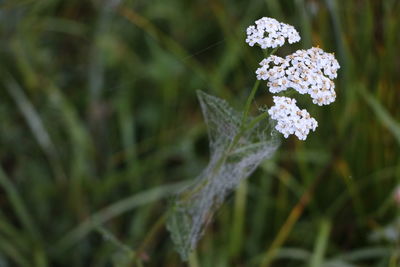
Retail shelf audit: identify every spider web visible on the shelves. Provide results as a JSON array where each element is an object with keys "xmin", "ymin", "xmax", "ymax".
[{"xmin": 167, "ymin": 91, "xmax": 280, "ymax": 260}]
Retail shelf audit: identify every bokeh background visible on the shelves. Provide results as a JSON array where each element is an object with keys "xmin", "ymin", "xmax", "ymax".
[{"xmin": 0, "ymin": 0, "xmax": 399, "ymax": 266}]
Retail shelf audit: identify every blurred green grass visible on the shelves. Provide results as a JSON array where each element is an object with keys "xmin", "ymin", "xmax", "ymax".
[{"xmin": 0, "ymin": 0, "xmax": 399, "ymax": 266}]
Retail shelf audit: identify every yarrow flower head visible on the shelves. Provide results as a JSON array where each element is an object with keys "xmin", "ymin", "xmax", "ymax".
[
  {"xmin": 245, "ymin": 16, "xmax": 339, "ymax": 140},
  {"xmin": 268, "ymin": 96, "xmax": 318, "ymax": 140},
  {"xmin": 246, "ymin": 17, "xmax": 301, "ymax": 49},
  {"xmin": 257, "ymin": 47, "xmax": 340, "ymax": 106}
]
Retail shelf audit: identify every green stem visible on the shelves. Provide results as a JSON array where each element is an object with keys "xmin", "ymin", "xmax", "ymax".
[
  {"xmin": 241, "ymin": 79, "xmax": 260, "ymax": 127},
  {"xmin": 246, "ymin": 112, "xmax": 269, "ymax": 131},
  {"xmin": 263, "ymin": 47, "xmax": 279, "ymax": 58},
  {"xmin": 188, "ymin": 250, "xmax": 200, "ymax": 267},
  {"xmin": 241, "ymin": 46, "xmax": 279, "ymax": 127},
  {"xmin": 230, "ymin": 179, "xmax": 247, "ymax": 258}
]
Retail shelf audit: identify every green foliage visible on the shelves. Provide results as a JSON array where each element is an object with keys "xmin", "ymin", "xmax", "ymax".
[
  {"xmin": 0, "ymin": 0, "xmax": 399, "ymax": 266},
  {"xmin": 167, "ymin": 91, "xmax": 279, "ymax": 260}
]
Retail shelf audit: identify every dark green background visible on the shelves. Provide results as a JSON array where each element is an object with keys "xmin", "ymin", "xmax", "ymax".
[{"xmin": 0, "ymin": 0, "xmax": 399, "ymax": 266}]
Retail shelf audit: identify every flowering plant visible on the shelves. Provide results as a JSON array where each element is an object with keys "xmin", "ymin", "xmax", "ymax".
[{"xmin": 167, "ymin": 17, "xmax": 340, "ymax": 260}]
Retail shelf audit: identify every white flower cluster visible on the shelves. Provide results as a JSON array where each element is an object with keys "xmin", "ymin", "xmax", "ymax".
[
  {"xmin": 246, "ymin": 17, "xmax": 301, "ymax": 49},
  {"xmin": 268, "ymin": 96, "xmax": 318, "ymax": 140},
  {"xmin": 246, "ymin": 17, "xmax": 339, "ymax": 140},
  {"xmin": 257, "ymin": 47, "xmax": 340, "ymax": 106}
]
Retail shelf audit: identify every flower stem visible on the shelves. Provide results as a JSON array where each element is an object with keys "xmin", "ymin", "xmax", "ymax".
[
  {"xmin": 241, "ymin": 79, "xmax": 260, "ymax": 127},
  {"xmin": 245, "ymin": 112, "xmax": 269, "ymax": 130},
  {"xmin": 241, "ymin": 47, "xmax": 278, "ymax": 128}
]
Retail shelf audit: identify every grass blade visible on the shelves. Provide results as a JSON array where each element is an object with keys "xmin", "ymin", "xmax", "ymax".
[
  {"xmin": 310, "ymin": 219, "xmax": 331, "ymax": 267},
  {"xmin": 55, "ymin": 181, "xmax": 189, "ymax": 252},
  {"xmin": 358, "ymin": 86, "xmax": 400, "ymax": 145},
  {"xmin": 0, "ymin": 166, "xmax": 40, "ymax": 241}
]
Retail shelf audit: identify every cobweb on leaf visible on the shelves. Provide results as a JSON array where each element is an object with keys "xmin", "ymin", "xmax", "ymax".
[{"xmin": 167, "ymin": 91, "xmax": 280, "ymax": 260}]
